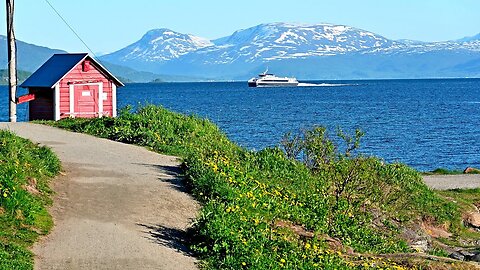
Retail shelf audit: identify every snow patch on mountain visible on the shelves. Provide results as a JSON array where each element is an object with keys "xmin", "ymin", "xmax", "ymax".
[
  {"xmin": 102, "ymin": 28, "xmax": 213, "ymax": 63},
  {"xmin": 193, "ymin": 22, "xmax": 399, "ymax": 64},
  {"xmin": 364, "ymin": 40, "xmax": 480, "ymax": 55}
]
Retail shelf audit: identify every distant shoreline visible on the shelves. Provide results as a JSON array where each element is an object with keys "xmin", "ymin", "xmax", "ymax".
[{"xmin": 142, "ymin": 77, "xmax": 480, "ymax": 84}]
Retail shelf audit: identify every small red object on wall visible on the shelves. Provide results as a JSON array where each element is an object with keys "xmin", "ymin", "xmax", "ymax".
[{"xmin": 82, "ymin": 60, "xmax": 91, "ymax": 72}]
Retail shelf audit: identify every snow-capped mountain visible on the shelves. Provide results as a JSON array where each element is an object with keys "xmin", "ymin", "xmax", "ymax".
[
  {"xmin": 209, "ymin": 23, "xmax": 398, "ymax": 62},
  {"xmin": 101, "ymin": 28, "xmax": 213, "ymax": 65},
  {"xmin": 100, "ymin": 23, "xmax": 480, "ymax": 80},
  {"xmin": 457, "ymin": 33, "xmax": 480, "ymax": 43},
  {"xmin": 104, "ymin": 23, "xmax": 397, "ymax": 66}
]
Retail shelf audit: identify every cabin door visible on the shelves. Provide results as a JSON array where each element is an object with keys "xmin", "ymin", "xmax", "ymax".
[{"xmin": 70, "ymin": 83, "xmax": 103, "ymax": 118}]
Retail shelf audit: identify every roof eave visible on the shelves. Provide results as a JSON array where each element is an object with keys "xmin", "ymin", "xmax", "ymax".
[
  {"xmin": 89, "ymin": 56, "xmax": 125, "ymax": 87},
  {"xmin": 49, "ymin": 53, "xmax": 90, "ymax": 87},
  {"xmin": 20, "ymin": 53, "xmax": 125, "ymax": 88},
  {"xmin": 19, "ymin": 83, "xmax": 56, "ymax": 88},
  {"xmin": 54, "ymin": 54, "xmax": 125, "ymax": 87}
]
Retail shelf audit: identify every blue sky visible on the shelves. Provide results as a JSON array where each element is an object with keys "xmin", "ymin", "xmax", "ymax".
[{"xmin": 0, "ymin": 0, "xmax": 479, "ymax": 54}]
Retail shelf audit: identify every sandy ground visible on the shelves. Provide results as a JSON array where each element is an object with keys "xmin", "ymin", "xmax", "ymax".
[
  {"xmin": 0, "ymin": 122, "xmax": 199, "ymax": 270},
  {"xmin": 423, "ymin": 174, "xmax": 480, "ymax": 190}
]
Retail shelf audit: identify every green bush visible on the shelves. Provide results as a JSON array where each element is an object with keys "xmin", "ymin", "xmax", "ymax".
[
  {"xmin": 47, "ymin": 105, "xmax": 460, "ymax": 269},
  {"xmin": 0, "ymin": 130, "xmax": 60, "ymax": 270},
  {"xmin": 425, "ymin": 168, "xmax": 464, "ymax": 175}
]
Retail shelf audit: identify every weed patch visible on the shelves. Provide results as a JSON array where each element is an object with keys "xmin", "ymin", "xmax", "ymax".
[
  {"xmin": 0, "ymin": 130, "xmax": 60, "ymax": 269},
  {"xmin": 45, "ymin": 105, "xmax": 470, "ymax": 269}
]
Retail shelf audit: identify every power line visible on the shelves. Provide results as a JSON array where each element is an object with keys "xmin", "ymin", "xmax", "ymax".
[{"xmin": 43, "ymin": 0, "xmax": 98, "ymax": 58}]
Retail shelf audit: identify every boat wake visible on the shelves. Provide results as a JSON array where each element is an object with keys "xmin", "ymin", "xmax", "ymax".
[{"xmin": 297, "ymin": 83, "xmax": 352, "ymax": 87}]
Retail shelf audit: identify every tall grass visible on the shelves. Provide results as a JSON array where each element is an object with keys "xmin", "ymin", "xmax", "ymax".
[
  {"xmin": 0, "ymin": 130, "xmax": 60, "ymax": 270},
  {"xmin": 47, "ymin": 105, "xmax": 461, "ymax": 269}
]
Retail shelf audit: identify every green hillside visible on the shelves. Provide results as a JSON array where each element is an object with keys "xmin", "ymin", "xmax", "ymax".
[
  {"xmin": 100, "ymin": 60, "xmax": 208, "ymax": 83},
  {"xmin": 0, "ymin": 35, "xmax": 65, "ymax": 72},
  {"xmin": 0, "ymin": 69, "xmax": 32, "ymax": 85}
]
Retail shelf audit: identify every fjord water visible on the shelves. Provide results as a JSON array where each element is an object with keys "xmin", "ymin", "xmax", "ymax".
[{"xmin": 2, "ymin": 79, "xmax": 479, "ymax": 171}]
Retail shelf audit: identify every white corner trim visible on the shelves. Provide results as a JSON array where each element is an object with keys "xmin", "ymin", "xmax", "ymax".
[
  {"xmin": 112, "ymin": 83, "xmax": 117, "ymax": 117},
  {"xmin": 98, "ymin": 82, "xmax": 104, "ymax": 117},
  {"xmin": 54, "ymin": 84, "xmax": 61, "ymax": 121},
  {"xmin": 69, "ymin": 84, "xmax": 75, "ymax": 116}
]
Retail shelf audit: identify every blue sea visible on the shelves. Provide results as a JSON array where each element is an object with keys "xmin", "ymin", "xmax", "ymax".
[{"xmin": 1, "ymin": 79, "xmax": 479, "ymax": 172}]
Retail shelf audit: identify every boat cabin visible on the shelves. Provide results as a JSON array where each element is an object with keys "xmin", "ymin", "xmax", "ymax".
[{"xmin": 19, "ymin": 53, "xmax": 124, "ymax": 121}]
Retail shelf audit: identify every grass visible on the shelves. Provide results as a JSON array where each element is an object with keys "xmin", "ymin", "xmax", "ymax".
[
  {"xmin": 439, "ymin": 188, "xmax": 480, "ymax": 207},
  {"xmin": 424, "ymin": 168, "xmax": 480, "ymax": 175},
  {"xmin": 424, "ymin": 168, "xmax": 464, "ymax": 175},
  {"xmin": 43, "ymin": 105, "xmax": 478, "ymax": 269},
  {"xmin": 0, "ymin": 130, "xmax": 60, "ymax": 270}
]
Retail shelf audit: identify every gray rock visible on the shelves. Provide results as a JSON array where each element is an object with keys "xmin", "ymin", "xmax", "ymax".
[
  {"xmin": 465, "ymin": 211, "xmax": 480, "ymax": 228},
  {"xmin": 459, "ymin": 250, "xmax": 476, "ymax": 260},
  {"xmin": 470, "ymin": 253, "xmax": 480, "ymax": 262},
  {"xmin": 410, "ymin": 240, "xmax": 429, "ymax": 253},
  {"xmin": 449, "ymin": 252, "xmax": 465, "ymax": 261}
]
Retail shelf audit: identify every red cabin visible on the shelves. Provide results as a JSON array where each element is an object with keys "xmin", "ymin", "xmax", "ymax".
[{"xmin": 20, "ymin": 53, "xmax": 124, "ymax": 121}]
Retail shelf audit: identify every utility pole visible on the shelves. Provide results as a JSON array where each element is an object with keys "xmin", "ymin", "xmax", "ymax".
[{"xmin": 6, "ymin": 0, "xmax": 16, "ymax": 122}]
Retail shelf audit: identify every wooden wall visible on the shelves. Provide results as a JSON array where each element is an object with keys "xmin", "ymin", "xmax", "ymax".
[
  {"xmin": 58, "ymin": 61, "xmax": 114, "ymax": 119},
  {"xmin": 29, "ymin": 88, "xmax": 54, "ymax": 120}
]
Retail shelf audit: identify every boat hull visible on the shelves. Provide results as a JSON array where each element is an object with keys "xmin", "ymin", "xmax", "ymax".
[{"xmin": 256, "ymin": 82, "xmax": 299, "ymax": 87}]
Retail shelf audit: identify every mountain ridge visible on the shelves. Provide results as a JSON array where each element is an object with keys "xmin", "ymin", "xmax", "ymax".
[
  {"xmin": 100, "ymin": 22, "xmax": 480, "ymax": 80},
  {"xmin": 2, "ymin": 22, "xmax": 480, "ymax": 82}
]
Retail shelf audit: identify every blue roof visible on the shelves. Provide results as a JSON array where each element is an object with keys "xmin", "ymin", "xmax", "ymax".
[{"xmin": 20, "ymin": 53, "xmax": 123, "ymax": 88}]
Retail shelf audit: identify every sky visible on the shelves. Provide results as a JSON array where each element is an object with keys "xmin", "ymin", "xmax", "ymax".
[{"xmin": 0, "ymin": 0, "xmax": 479, "ymax": 54}]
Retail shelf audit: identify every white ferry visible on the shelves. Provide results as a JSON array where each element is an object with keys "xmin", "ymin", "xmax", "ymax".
[{"xmin": 248, "ymin": 70, "xmax": 299, "ymax": 87}]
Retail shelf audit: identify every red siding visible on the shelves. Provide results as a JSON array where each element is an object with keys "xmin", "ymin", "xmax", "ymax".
[{"xmin": 58, "ymin": 61, "xmax": 114, "ymax": 119}]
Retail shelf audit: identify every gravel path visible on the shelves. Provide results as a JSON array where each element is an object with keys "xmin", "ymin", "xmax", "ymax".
[
  {"xmin": 423, "ymin": 174, "xmax": 480, "ymax": 190},
  {"xmin": 0, "ymin": 122, "xmax": 199, "ymax": 270}
]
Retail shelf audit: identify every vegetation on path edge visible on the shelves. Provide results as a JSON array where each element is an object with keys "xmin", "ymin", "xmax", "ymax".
[
  {"xmin": 0, "ymin": 130, "xmax": 60, "ymax": 270},
  {"xmin": 424, "ymin": 168, "xmax": 480, "ymax": 175},
  {"xmin": 45, "ymin": 105, "xmax": 480, "ymax": 269}
]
